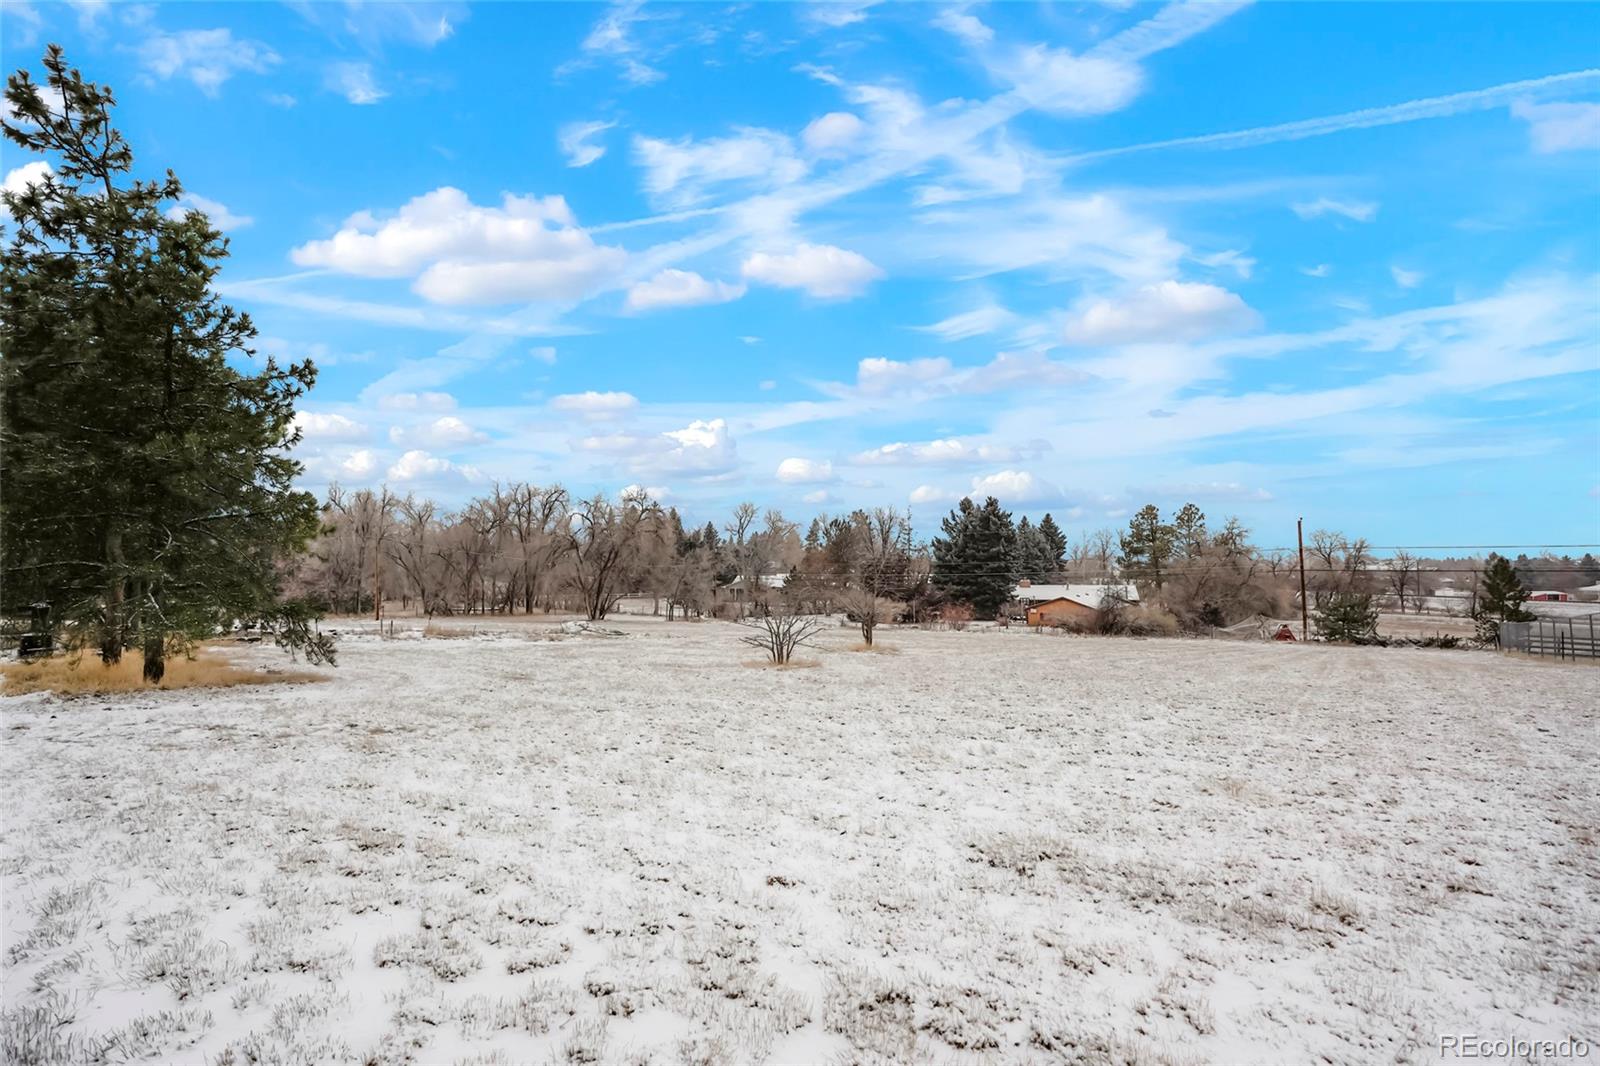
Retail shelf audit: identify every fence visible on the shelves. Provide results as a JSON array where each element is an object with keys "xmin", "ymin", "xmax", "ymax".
[{"xmin": 1500, "ymin": 615, "xmax": 1600, "ymax": 660}]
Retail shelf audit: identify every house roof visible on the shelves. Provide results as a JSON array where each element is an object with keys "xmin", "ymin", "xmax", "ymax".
[
  {"xmin": 724, "ymin": 572, "xmax": 789, "ymax": 590},
  {"xmin": 1013, "ymin": 582, "xmax": 1139, "ymax": 608}
]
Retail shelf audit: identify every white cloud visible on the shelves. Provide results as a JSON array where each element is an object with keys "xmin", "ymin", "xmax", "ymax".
[
  {"xmin": 387, "ymin": 449, "xmax": 482, "ymax": 483},
  {"xmin": 389, "ymin": 415, "xmax": 486, "ymax": 448},
  {"xmin": 933, "ymin": 7, "xmax": 993, "ymax": 46},
  {"xmin": 1193, "ymin": 248, "xmax": 1255, "ymax": 279},
  {"xmin": 376, "ymin": 391, "xmax": 457, "ymax": 411},
  {"xmin": 166, "ymin": 192, "xmax": 252, "ymax": 230},
  {"xmin": 804, "ymin": 0, "xmax": 882, "ymax": 28},
  {"xmin": 264, "ymin": 92, "xmax": 297, "ymax": 108},
  {"xmin": 326, "ymin": 61, "xmax": 386, "ymax": 105},
  {"xmin": 1391, "ymin": 265, "xmax": 1424, "ymax": 289},
  {"xmin": 853, "ymin": 438, "xmax": 1038, "ymax": 466},
  {"xmin": 969, "ymin": 469, "xmax": 1052, "ymax": 503},
  {"xmin": 758, "ymin": 378, "xmax": 776, "ymax": 389},
  {"xmin": 1301, "ymin": 263, "xmax": 1332, "ymax": 278},
  {"xmin": 530, "ymin": 346, "xmax": 558, "ymax": 364},
  {"xmin": 550, "ymin": 391, "xmax": 639, "ymax": 418},
  {"xmin": 916, "ymin": 302, "xmax": 1018, "ymax": 341},
  {"xmin": 620, "ymin": 483, "xmax": 670, "ymax": 500},
  {"xmin": 1511, "ymin": 98, "xmax": 1600, "ymax": 153},
  {"xmin": 656, "ymin": 418, "xmax": 737, "ymax": 474},
  {"xmin": 1063, "ymin": 280, "xmax": 1260, "ymax": 345},
  {"xmin": 836, "ymin": 351, "xmax": 1083, "ymax": 399},
  {"xmin": 802, "ymin": 489, "xmax": 830, "ymax": 505},
  {"xmin": 574, "ymin": 1, "xmax": 665, "ymax": 85},
  {"xmin": 741, "ymin": 243, "xmax": 883, "ymax": 299},
  {"xmin": 137, "ymin": 28, "xmax": 279, "ymax": 95},
  {"xmin": 341, "ymin": 449, "xmax": 377, "ymax": 478},
  {"xmin": 624, "ymin": 269, "xmax": 746, "ymax": 312},
  {"xmin": 578, "ymin": 419, "xmax": 738, "ymax": 477},
  {"xmin": 989, "ymin": 45, "xmax": 1143, "ymax": 117},
  {"xmin": 633, "ymin": 128, "xmax": 806, "ymax": 206},
  {"xmin": 290, "ymin": 187, "xmax": 627, "ymax": 305},
  {"xmin": 909, "ymin": 484, "xmax": 953, "ymax": 506},
  {"xmin": 776, "ymin": 457, "xmax": 834, "ymax": 484},
  {"xmin": 855, "ymin": 356, "xmax": 953, "ymax": 395},
  {"xmin": 3, "ymin": 161, "xmax": 52, "ymax": 222},
  {"xmin": 1291, "ymin": 197, "xmax": 1378, "ymax": 223},
  {"xmin": 560, "ymin": 120, "xmax": 616, "ymax": 167},
  {"xmin": 293, "ymin": 411, "xmax": 369, "ymax": 441},
  {"xmin": 801, "ymin": 111, "xmax": 866, "ymax": 157}
]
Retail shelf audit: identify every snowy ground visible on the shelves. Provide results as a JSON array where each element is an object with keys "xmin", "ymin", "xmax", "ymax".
[{"xmin": 3, "ymin": 618, "xmax": 1596, "ymax": 1065}]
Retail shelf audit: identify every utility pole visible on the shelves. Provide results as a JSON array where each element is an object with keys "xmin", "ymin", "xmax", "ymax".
[{"xmin": 1297, "ymin": 517, "xmax": 1309, "ymax": 640}]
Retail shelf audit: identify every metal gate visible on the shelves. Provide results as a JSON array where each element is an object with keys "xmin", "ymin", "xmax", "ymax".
[{"xmin": 1499, "ymin": 615, "xmax": 1600, "ymax": 660}]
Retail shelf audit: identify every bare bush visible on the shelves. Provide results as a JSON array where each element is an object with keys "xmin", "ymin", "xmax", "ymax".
[
  {"xmin": 736, "ymin": 609, "xmax": 827, "ymax": 665},
  {"xmin": 839, "ymin": 588, "xmax": 897, "ymax": 646}
]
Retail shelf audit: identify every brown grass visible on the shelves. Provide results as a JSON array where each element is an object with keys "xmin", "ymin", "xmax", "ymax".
[
  {"xmin": 739, "ymin": 658, "xmax": 823, "ymax": 670},
  {"xmin": 1, "ymin": 649, "xmax": 327, "ymax": 696},
  {"xmin": 848, "ymin": 642, "xmax": 900, "ymax": 654}
]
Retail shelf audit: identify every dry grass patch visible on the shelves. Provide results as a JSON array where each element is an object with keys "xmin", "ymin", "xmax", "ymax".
[
  {"xmin": 848, "ymin": 642, "xmax": 900, "ymax": 654},
  {"xmin": 1, "ymin": 649, "xmax": 326, "ymax": 696},
  {"xmin": 739, "ymin": 658, "xmax": 822, "ymax": 670}
]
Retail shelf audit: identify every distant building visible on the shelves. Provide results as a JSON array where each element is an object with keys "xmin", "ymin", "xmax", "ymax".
[
  {"xmin": 1528, "ymin": 590, "xmax": 1572, "ymax": 602},
  {"xmin": 722, "ymin": 572, "xmax": 789, "ymax": 602},
  {"xmin": 1575, "ymin": 583, "xmax": 1600, "ymax": 603},
  {"xmin": 1013, "ymin": 581, "xmax": 1140, "ymax": 626}
]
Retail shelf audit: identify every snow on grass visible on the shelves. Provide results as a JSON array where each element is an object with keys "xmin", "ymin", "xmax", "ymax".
[{"xmin": 3, "ymin": 620, "xmax": 1596, "ymax": 1064}]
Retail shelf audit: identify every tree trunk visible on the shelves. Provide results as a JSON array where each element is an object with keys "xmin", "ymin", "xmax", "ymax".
[
  {"xmin": 142, "ymin": 632, "xmax": 165, "ymax": 684},
  {"xmin": 101, "ymin": 529, "xmax": 125, "ymax": 664}
]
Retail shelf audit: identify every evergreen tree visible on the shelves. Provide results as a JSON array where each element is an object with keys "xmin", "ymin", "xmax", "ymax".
[
  {"xmin": 931, "ymin": 497, "xmax": 1016, "ymax": 617},
  {"xmin": 1015, "ymin": 518, "xmax": 1055, "ymax": 582},
  {"xmin": 1474, "ymin": 554, "xmax": 1534, "ymax": 644},
  {"xmin": 1037, "ymin": 513, "xmax": 1067, "ymax": 573},
  {"xmin": 1, "ymin": 47, "xmax": 332, "ymax": 679},
  {"xmin": 1118, "ymin": 504, "xmax": 1174, "ymax": 589},
  {"xmin": 1172, "ymin": 502, "xmax": 1207, "ymax": 558},
  {"xmin": 1313, "ymin": 592, "xmax": 1380, "ymax": 643}
]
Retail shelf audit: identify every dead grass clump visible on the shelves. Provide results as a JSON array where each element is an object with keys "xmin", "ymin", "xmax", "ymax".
[
  {"xmin": 848, "ymin": 642, "xmax": 900, "ymax": 654},
  {"xmin": 1, "ymin": 650, "xmax": 326, "ymax": 696},
  {"xmin": 739, "ymin": 658, "xmax": 822, "ymax": 670},
  {"xmin": 422, "ymin": 623, "xmax": 479, "ymax": 639}
]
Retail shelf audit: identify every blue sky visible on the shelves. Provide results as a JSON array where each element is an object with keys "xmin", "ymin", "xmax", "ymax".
[{"xmin": 5, "ymin": 1, "xmax": 1599, "ymax": 548}]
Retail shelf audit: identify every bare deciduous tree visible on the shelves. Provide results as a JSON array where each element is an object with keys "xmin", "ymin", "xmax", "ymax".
[
  {"xmin": 840, "ymin": 587, "xmax": 897, "ymax": 646},
  {"xmin": 737, "ymin": 606, "xmax": 826, "ymax": 664}
]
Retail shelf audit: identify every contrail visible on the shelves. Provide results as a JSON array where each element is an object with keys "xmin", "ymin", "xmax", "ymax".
[{"xmin": 1063, "ymin": 68, "xmax": 1600, "ymax": 164}]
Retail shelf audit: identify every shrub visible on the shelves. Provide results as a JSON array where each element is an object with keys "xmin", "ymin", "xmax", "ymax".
[
  {"xmin": 1313, "ymin": 593, "xmax": 1381, "ymax": 644},
  {"xmin": 736, "ymin": 609, "xmax": 827, "ymax": 665}
]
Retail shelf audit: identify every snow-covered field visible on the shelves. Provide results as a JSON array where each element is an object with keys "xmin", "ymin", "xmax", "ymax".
[{"xmin": 3, "ymin": 619, "xmax": 1597, "ymax": 1065}]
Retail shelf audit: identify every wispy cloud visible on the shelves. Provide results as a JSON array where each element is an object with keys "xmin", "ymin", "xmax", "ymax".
[
  {"xmin": 1292, "ymin": 197, "xmax": 1378, "ymax": 223},
  {"xmin": 1063, "ymin": 68, "xmax": 1600, "ymax": 164}
]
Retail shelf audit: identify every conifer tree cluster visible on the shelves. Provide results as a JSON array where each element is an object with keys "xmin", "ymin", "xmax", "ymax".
[
  {"xmin": 930, "ymin": 496, "xmax": 1020, "ymax": 618},
  {"xmin": 1, "ymin": 48, "xmax": 332, "ymax": 678}
]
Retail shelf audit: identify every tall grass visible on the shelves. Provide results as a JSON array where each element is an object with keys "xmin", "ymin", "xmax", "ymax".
[{"xmin": 1, "ymin": 649, "xmax": 326, "ymax": 695}]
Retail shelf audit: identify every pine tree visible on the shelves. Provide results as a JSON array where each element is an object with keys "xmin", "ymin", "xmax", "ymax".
[
  {"xmin": 931, "ymin": 497, "xmax": 1016, "ymax": 617},
  {"xmin": 1172, "ymin": 502, "xmax": 1207, "ymax": 558},
  {"xmin": 1474, "ymin": 554, "xmax": 1534, "ymax": 644},
  {"xmin": 1118, "ymin": 504, "xmax": 1174, "ymax": 589},
  {"xmin": 1037, "ymin": 513, "xmax": 1067, "ymax": 573},
  {"xmin": 1, "ymin": 47, "xmax": 332, "ymax": 679},
  {"xmin": 1313, "ymin": 592, "xmax": 1380, "ymax": 643},
  {"xmin": 1015, "ymin": 518, "xmax": 1055, "ymax": 582}
]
